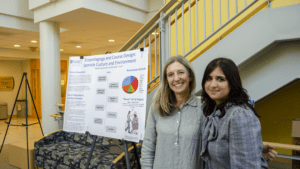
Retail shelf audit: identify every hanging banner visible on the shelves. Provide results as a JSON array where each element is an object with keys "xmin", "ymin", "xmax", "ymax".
[
  {"xmin": 0, "ymin": 76, "xmax": 14, "ymax": 91},
  {"xmin": 63, "ymin": 48, "xmax": 148, "ymax": 143}
]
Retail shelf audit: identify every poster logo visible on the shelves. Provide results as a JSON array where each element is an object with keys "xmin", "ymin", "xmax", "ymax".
[{"xmin": 70, "ymin": 59, "xmax": 82, "ymax": 66}]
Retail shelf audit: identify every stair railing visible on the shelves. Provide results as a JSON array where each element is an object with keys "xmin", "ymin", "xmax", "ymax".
[{"xmin": 119, "ymin": 0, "xmax": 261, "ymax": 89}]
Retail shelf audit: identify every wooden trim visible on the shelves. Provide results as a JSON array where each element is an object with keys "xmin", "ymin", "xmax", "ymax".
[
  {"xmin": 40, "ymin": 129, "xmax": 63, "ymax": 139},
  {"xmin": 55, "ymin": 104, "xmax": 65, "ymax": 107},
  {"xmin": 190, "ymin": 0, "xmax": 268, "ymax": 62},
  {"xmin": 112, "ymin": 143, "xmax": 142, "ymax": 164},
  {"xmin": 190, "ymin": 38, "xmax": 220, "ymax": 62},
  {"xmin": 220, "ymin": 0, "xmax": 269, "ymax": 40},
  {"xmin": 147, "ymin": 81, "xmax": 160, "ymax": 94},
  {"xmin": 263, "ymin": 141, "xmax": 300, "ymax": 151},
  {"xmin": 49, "ymin": 114, "xmax": 62, "ymax": 118}
]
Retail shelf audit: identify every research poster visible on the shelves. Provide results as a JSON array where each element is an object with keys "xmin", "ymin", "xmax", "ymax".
[{"xmin": 63, "ymin": 48, "xmax": 149, "ymax": 142}]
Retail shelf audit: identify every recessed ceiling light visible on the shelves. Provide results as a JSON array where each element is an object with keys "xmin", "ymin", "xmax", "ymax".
[
  {"xmin": 14, "ymin": 45, "xmax": 20, "ymax": 47},
  {"xmin": 31, "ymin": 40, "xmax": 37, "ymax": 43},
  {"xmin": 109, "ymin": 39, "xmax": 115, "ymax": 42},
  {"xmin": 60, "ymin": 49, "xmax": 64, "ymax": 51},
  {"xmin": 152, "ymin": 32, "xmax": 159, "ymax": 35},
  {"xmin": 76, "ymin": 46, "xmax": 81, "ymax": 48}
]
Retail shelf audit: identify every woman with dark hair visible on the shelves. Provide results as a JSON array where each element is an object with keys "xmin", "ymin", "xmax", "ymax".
[{"xmin": 200, "ymin": 57, "xmax": 269, "ymax": 168}]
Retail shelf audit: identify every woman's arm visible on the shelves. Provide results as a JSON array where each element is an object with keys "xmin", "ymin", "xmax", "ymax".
[
  {"xmin": 140, "ymin": 105, "xmax": 157, "ymax": 169},
  {"xmin": 229, "ymin": 108, "xmax": 267, "ymax": 168}
]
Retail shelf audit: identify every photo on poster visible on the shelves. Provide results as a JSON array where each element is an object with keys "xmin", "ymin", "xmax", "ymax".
[{"xmin": 124, "ymin": 109, "xmax": 139, "ymax": 135}]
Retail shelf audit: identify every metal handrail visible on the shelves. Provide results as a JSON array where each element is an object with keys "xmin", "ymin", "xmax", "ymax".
[
  {"xmin": 263, "ymin": 141, "xmax": 300, "ymax": 161},
  {"xmin": 118, "ymin": 0, "xmax": 263, "ymax": 88},
  {"xmin": 118, "ymin": 0, "xmax": 178, "ymax": 52},
  {"xmin": 276, "ymin": 154, "xmax": 300, "ymax": 161},
  {"xmin": 181, "ymin": 0, "xmax": 259, "ymax": 58}
]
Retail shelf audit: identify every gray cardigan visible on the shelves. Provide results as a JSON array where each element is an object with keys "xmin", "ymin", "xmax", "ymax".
[{"xmin": 140, "ymin": 95, "xmax": 205, "ymax": 169}]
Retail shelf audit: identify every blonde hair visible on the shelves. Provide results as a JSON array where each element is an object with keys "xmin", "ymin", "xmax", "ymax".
[{"xmin": 153, "ymin": 55, "xmax": 196, "ymax": 116}]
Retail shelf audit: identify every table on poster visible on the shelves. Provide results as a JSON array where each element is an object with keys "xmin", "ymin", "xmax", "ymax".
[{"xmin": 63, "ymin": 48, "xmax": 148, "ymax": 143}]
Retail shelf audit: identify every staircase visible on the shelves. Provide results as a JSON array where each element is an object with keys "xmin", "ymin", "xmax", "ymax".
[
  {"xmin": 118, "ymin": 0, "xmax": 300, "ymax": 161},
  {"xmin": 119, "ymin": 0, "xmax": 300, "ymax": 108}
]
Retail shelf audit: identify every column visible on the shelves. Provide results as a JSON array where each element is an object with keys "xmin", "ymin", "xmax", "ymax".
[{"xmin": 39, "ymin": 21, "xmax": 61, "ymax": 135}]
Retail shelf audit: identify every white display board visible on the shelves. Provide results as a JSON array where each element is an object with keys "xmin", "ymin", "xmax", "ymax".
[{"xmin": 63, "ymin": 48, "xmax": 149, "ymax": 143}]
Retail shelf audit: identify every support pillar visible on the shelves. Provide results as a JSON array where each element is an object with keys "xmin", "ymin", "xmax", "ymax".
[{"xmin": 39, "ymin": 21, "xmax": 61, "ymax": 134}]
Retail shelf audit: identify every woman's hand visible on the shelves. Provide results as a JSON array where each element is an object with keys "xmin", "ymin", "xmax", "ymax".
[{"xmin": 262, "ymin": 144, "xmax": 278, "ymax": 161}]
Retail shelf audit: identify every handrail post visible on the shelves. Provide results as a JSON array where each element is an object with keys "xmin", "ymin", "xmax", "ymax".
[
  {"xmin": 159, "ymin": 11, "xmax": 167, "ymax": 83},
  {"xmin": 267, "ymin": 0, "xmax": 271, "ymax": 8}
]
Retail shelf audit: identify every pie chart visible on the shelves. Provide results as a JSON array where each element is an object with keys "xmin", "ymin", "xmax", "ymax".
[{"xmin": 122, "ymin": 76, "xmax": 138, "ymax": 94}]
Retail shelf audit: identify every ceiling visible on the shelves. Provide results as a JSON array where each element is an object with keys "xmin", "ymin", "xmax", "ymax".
[{"xmin": 0, "ymin": 8, "xmax": 144, "ymax": 60}]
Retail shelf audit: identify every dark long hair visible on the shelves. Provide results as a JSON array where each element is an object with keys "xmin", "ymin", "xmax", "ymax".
[{"xmin": 201, "ymin": 57, "xmax": 260, "ymax": 117}]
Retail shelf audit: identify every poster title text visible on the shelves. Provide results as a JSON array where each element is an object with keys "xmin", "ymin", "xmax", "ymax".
[{"xmin": 83, "ymin": 53, "xmax": 136, "ymax": 67}]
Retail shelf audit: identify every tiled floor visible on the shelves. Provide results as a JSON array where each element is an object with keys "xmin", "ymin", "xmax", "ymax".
[
  {"xmin": 0, "ymin": 116, "xmax": 43, "ymax": 145},
  {"xmin": 0, "ymin": 117, "xmax": 294, "ymax": 169},
  {"xmin": 0, "ymin": 116, "xmax": 43, "ymax": 169}
]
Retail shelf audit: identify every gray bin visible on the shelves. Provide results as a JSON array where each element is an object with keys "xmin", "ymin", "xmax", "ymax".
[
  {"xmin": 16, "ymin": 100, "xmax": 27, "ymax": 118},
  {"xmin": 0, "ymin": 102, "xmax": 8, "ymax": 120}
]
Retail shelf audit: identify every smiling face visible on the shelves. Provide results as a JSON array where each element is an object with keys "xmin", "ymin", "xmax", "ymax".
[
  {"xmin": 166, "ymin": 61, "xmax": 191, "ymax": 96},
  {"xmin": 204, "ymin": 67, "xmax": 230, "ymax": 105}
]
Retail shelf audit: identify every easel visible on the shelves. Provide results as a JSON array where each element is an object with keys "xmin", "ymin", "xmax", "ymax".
[
  {"xmin": 76, "ymin": 48, "xmax": 145, "ymax": 168},
  {"xmin": 84, "ymin": 132, "xmax": 141, "ymax": 169},
  {"xmin": 0, "ymin": 72, "xmax": 44, "ymax": 169}
]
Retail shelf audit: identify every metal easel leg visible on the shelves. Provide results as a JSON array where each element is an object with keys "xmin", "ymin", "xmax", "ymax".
[
  {"xmin": 132, "ymin": 143, "xmax": 141, "ymax": 169},
  {"xmin": 85, "ymin": 133, "xmax": 97, "ymax": 169},
  {"xmin": 0, "ymin": 73, "xmax": 25, "ymax": 153},
  {"xmin": 25, "ymin": 75, "xmax": 44, "ymax": 136},
  {"xmin": 123, "ymin": 139, "xmax": 131, "ymax": 169}
]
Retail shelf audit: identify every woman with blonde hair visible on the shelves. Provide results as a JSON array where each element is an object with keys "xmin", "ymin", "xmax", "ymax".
[{"xmin": 141, "ymin": 55, "xmax": 204, "ymax": 169}]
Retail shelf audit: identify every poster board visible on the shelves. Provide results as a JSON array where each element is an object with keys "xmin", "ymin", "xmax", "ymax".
[
  {"xmin": 0, "ymin": 76, "xmax": 14, "ymax": 91},
  {"xmin": 63, "ymin": 48, "xmax": 148, "ymax": 143}
]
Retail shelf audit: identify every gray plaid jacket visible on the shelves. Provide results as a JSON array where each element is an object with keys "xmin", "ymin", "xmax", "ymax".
[{"xmin": 200, "ymin": 104, "xmax": 268, "ymax": 169}]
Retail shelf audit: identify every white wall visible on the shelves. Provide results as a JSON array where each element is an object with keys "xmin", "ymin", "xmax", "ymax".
[
  {"xmin": 145, "ymin": 0, "xmax": 164, "ymax": 21},
  {"xmin": 111, "ymin": 0, "xmax": 148, "ymax": 12},
  {"xmin": 0, "ymin": 0, "xmax": 38, "ymax": 32},
  {"xmin": 0, "ymin": 0, "xmax": 33, "ymax": 19},
  {"xmin": 0, "ymin": 60, "xmax": 31, "ymax": 116},
  {"xmin": 32, "ymin": 0, "xmax": 147, "ymax": 24},
  {"xmin": 29, "ymin": 0, "xmax": 50, "ymax": 11},
  {"xmin": 239, "ymin": 41, "xmax": 300, "ymax": 101}
]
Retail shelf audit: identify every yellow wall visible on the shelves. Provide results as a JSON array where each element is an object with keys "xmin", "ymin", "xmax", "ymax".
[
  {"xmin": 271, "ymin": 0, "xmax": 300, "ymax": 8},
  {"xmin": 256, "ymin": 81, "xmax": 300, "ymax": 156},
  {"xmin": 166, "ymin": 0, "xmax": 300, "ymax": 61}
]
